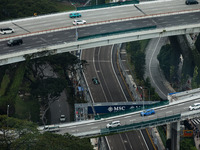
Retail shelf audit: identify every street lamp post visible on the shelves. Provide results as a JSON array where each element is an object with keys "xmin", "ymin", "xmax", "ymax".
[
  {"xmin": 138, "ymin": 86, "xmax": 145, "ymax": 114},
  {"xmin": 141, "ymin": 87, "xmax": 145, "ymax": 111},
  {"xmin": 71, "ymin": 3, "xmax": 78, "ymax": 41},
  {"xmin": 7, "ymin": 105, "xmax": 9, "ymax": 117},
  {"xmin": 138, "ymin": 86, "xmax": 150, "ymax": 112}
]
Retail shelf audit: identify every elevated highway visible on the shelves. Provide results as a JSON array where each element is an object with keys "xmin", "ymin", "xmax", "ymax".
[
  {"xmin": 38, "ymin": 88, "xmax": 200, "ymax": 137},
  {"xmin": 0, "ymin": 0, "xmax": 200, "ymax": 66}
]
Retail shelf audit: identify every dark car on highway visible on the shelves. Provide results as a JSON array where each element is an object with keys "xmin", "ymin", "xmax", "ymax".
[
  {"xmin": 185, "ymin": 0, "xmax": 198, "ymax": 5},
  {"xmin": 7, "ymin": 38, "xmax": 23, "ymax": 46},
  {"xmin": 92, "ymin": 77, "xmax": 100, "ymax": 85}
]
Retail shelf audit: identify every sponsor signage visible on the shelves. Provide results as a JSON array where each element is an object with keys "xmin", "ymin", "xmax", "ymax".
[
  {"xmin": 88, "ymin": 104, "xmax": 143, "ymax": 114},
  {"xmin": 183, "ymin": 130, "xmax": 193, "ymax": 137}
]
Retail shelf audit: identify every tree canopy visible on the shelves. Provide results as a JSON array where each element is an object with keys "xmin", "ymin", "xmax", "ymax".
[
  {"xmin": 126, "ymin": 41, "xmax": 145, "ymax": 80},
  {"xmin": 0, "ymin": 0, "xmax": 59, "ymax": 21},
  {"xmin": 0, "ymin": 115, "xmax": 93, "ymax": 150}
]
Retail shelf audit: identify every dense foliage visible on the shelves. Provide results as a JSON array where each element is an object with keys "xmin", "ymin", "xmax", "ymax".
[
  {"xmin": 0, "ymin": 52, "xmax": 83, "ymax": 122},
  {"xmin": 190, "ymin": 34, "xmax": 200, "ymax": 88},
  {"xmin": 126, "ymin": 40, "xmax": 161, "ymax": 100},
  {"xmin": 157, "ymin": 36, "xmax": 181, "ymax": 85},
  {"xmin": 157, "ymin": 35, "xmax": 200, "ymax": 90},
  {"xmin": 0, "ymin": 0, "xmax": 107, "ymax": 21},
  {"xmin": 126, "ymin": 41, "xmax": 145, "ymax": 80},
  {"xmin": 0, "ymin": 115, "xmax": 93, "ymax": 150},
  {"xmin": 180, "ymin": 138, "xmax": 197, "ymax": 150},
  {"xmin": 0, "ymin": 0, "xmax": 60, "ymax": 21},
  {"xmin": 195, "ymin": 34, "xmax": 200, "ymax": 53}
]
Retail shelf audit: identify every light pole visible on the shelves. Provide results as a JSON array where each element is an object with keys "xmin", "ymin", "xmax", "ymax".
[
  {"xmin": 140, "ymin": 87, "xmax": 145, "ymax": 111},
  {"xmin": 7, "ymin": 105, "xmax": 9, "ymax": 117},
  {"xmin": 71, "ymin": 3, "xmax": 78, "ymax": 41},
  {"xmin": 138, "ymin": 86, "xmax": 150, "ymax": 112}
]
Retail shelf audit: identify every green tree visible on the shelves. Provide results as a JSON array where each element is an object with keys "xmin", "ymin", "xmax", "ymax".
[
  {"xmin": 30, "ymin": 78, "xmax": 67, "ymax": 125},
  {"xmin": 157, "ymin": 44, "xmax": 171, "ymax": 80},
  {"xmin": 195, "ymin": 34, "xmax": 200, "ymax": 53},
  {"xmin": 170, "ymin": 65, "xmax": 175, "ymax": 82},
  {"xmin": 191, "ymin": 66, "xmax": 198, "ymax": 88},
  {"xmin": 0, "ymin": 0, "xmax": 59, "ymax": 21},
  {"xmin": 126, "ymin": 41, "xmax": 141, "ymax": 55},
  {"xmin": 127, "ymin": 41, "xmax": 145, "ymax": 80},
  {"xmin": 46, "ymin": 52, "xmax": 85, "ymax": 78},
  {"xmin": 0, "ymin": 115, "xmax": 93, "ymax": 150},
  {"xmin": 134, "ymin": 50, "xmax": 145, "ymax": 80},
  {"xmin": 180, "ymin": 138, "xmax": 197, "ymax": 150},
  {"xmin": 0, "ymin": 115, "xmax": 38, "ymax": 149}
]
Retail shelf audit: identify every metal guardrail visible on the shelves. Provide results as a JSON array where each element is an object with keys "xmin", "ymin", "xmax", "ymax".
[
  {"xmin": 100, "ymin": 114, "xmax": 180, "ymax": 135},
  {"xmin": 69, "ymin": 110, "xmax": 200, "ymax": 138},
  {"xmin": 118, "ymin": 45, "xmax": 139, "ymax": 101},
  {"xmin": 78, "ymin": 25, "xmax": 157, "ymax": 41},
  {"xmin": 77, "ymin": 0, "xmax": 139, "ymax": 11}
]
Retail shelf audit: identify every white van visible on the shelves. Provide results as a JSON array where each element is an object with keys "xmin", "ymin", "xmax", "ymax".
[
  {"xmin": 106, "ymin": 121, "xmax": 121, "ymax": 128},
  {"xmin": 43, "ymin": 125, "xmax": 60, "ymax": 132},
  {"xmin": 0, "ymin": 28, "xmax": 14, "ymax": 34},
  {"xmin": 189, "ymin": 103, "xmax": 200, "ymax": 111}
]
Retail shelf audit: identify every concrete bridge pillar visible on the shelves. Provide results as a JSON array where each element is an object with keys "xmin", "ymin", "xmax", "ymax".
[
  {"xmin": 167, "ymin": 121, "xmax": 180, "ymax": 150},
  {"xmin": 167, "ymin": 124, "xmax": 171, "ymax": 139},
  {"xmin": 171, "ymin": 121, "xmax": 180, "ymax": 150}
]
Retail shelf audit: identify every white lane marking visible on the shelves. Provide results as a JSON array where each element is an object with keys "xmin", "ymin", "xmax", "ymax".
[
  {"xmin": 8, "ymin": 50, "xmax": 15, "ymax": 52},
  {"xmin": 140, "ymin": 130, "xmax": 149, "ymax": 150},
  {"xmin": 68, "ymin": 126, "xmax": 76, "ymax": 128},
  {"xmin": 71, "ymin": 130, "xmax": 78, "ymax": 132},
  {"xmin": 148, "ymin": 116, "xmax": 154, "ymax": 118},
  {"xmin": 105, "ymin": 120, "xmax": 112, "ymax": 122},
  {"xmin": 124, "ymin": 116, "xmax": 132, "ymax": 118},
  {"xmin": 25, "ymin": 46, "xmax": 32, "ymax": 49},
  {"xmin": 36, "ymin": 41, "xmax": 42, "ymax": 43},
  {"xmin": 178, "ymin": 103, "xmax": 184, "ymax": 106},
  {"xmin": 130, "ymin": 119, "xmax": 136, "ymax": 122},
  {"xmin": 86, "ymin": 123, "xmax": 94, "ymax": 125},
  {"xmin": 47, "ymin": 35, "xmax": 53, "ymax": 37},
  {"xmin": 160, "ymin": 108, "xmax": 167, "ymax": 110},
  {"xmin": 166, "ymin": 111, "xmax": 172, "ymax": 113}
]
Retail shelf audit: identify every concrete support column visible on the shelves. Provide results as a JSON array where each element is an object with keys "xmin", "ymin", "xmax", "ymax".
[
  {"xmin": 171, "ymin": 121, "xmax": 180, "ymax": 150},
  {"xmin": 167, "ymin": 124, "xmax": 171, "ymax": 140}
]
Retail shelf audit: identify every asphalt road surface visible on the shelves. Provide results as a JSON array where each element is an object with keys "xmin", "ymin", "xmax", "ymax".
[{"xmin": 81, "ymin": 45, "xmax": 153, "ymax": 150}]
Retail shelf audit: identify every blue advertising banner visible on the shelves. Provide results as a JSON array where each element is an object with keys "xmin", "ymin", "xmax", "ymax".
[{"xmin": 88, "ymin": 104, "xmax": 144, "ymax": 114}]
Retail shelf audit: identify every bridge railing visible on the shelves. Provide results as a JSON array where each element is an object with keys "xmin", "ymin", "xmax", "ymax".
[
  {"xmin": 95, "ymin": 100, "xmax": 169, "ymax": 120},
  {"xmin": 77, "ymin": 0, "xmax": 139, "ymax": 11},
  {"xmin": 78, "ymin": 25, "xmax": 157, "ymax": 41},
  {"xmin": 100, "ymin": 114, "xmax": 180, "ymax": 135}
]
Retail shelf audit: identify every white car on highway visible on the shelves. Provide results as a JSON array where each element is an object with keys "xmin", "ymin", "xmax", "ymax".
[
  {"xmin": 0, "ymin": 28, "xmax": 14, "ymax": 34},
  {"xmin": 60, "ymin": 115, "xmax": 66, "ymax": 122},
  {"xmin": 106, "ymin": 121, "xmax": 121, "ymax": 128},
  {"xmin": 189, "ymin": 103, "xmax": 200, "ymax": 111},
  {"xmin": 73, "ymin": 19, "xmax": 86, "ymax": 25}
]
